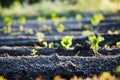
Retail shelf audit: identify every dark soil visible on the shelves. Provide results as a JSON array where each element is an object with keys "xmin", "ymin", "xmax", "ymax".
[
  {"xmin": 0, "ymin": 15, "xmax": 120, "ymax": 80},
  {"xmin": 0, "ymin": 54, "xmax": 120, "ymax": 80}
]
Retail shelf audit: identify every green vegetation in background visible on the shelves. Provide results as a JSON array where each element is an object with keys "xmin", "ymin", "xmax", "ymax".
[
  {"xmin": 0, "ymin": 0, "xmax": 120, "ymax": 18},
  {"xmin": 3, "ymin": 17, "xmax": 12, "ymax": 33}
]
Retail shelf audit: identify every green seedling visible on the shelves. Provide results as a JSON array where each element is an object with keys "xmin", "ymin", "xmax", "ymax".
[
  {"xmin": 37, "ymin": 16, "xmax": 46, "ymax": 22},
  {"xmin": 31, "ymin": 49, "xmax": 38, "ymax": 56},
  {"xmin": 42, "ymin": 42, "xmax": 54, "ymax": 48},
  {"xmin": 56, "ymin": 24, "xmax": 65, "ymax": 33},
  {"xmin": 116, "ymin": 41, "xmax": 120, "ymax": 47},
  {"xmin": 116, "ymin": 65, "xmax": 120, "ymax": 77},
  {"xmin": 54, "ymin": 42, "xmax": 61, "ymax": 47},
  {"xmin": 42, "ymin": 25, "xmax": 52, "ymax": 33},
  {"xmin": 60, "ymin": 16, "xmax": 66, "ymax": 21},
  {"xmin": 91, "ymin": 14, "xmax": 104, "ymax": 25},
  {"xmin": 26, "ymin": 28, "xmax": 34, "ymax": 34},
  {"xmin": 61, "ymin": 36, "xmax": 73, "ymax": 49},
  {"xmin": 36, "ymin": 32, "xmax": 45, "ymax": 41},
  {"xmin": 18, "ymin": 16, "xmax": 26, "ymax": 31},
  {"xmin": 50, "ymin": 12, "xmax": 57, "ymax": 20},
  {"xmin": 75, "ymin": 14, "xmax": 82, "ymax": 20},
  {"xmin": 42, "ymin": 41, "xmax": 48, "ymax": 48},
  {"xmin": 3, "ymin": 17, "xmax": 12, "ymax": 33},
  {"xmin": 88, "ymin": 34, "xmax": 104, "ymax": 55}
]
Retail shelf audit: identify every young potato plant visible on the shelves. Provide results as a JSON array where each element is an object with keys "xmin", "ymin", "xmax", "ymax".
[
  {"xmin": 3, "ymin": 17, "xmax": 12, "ymax": 33},
  {"xmin": 91, "ymin": 14, "xmax": 104, "ymax": 25},
  {"xmin": 61, "ymin": 36, "xmax": 73, "ymax": 49},
  {"xmin": 88, "ymin": 34, "xmax": 104, "ymax": 55},
  {"xmin": 56, "ymin": 24, "xmax": 65, "ymax": 33},
  {"xmin": 18, "ymin": 16, "xmax": 26, "ymax": 31},
  {"xmin": 31, "ymin": 49, "xmax": 38, "ymax": 56}
]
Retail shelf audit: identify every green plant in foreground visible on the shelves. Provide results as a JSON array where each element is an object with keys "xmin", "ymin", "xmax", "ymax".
[
  {"xmin": 31, "ymin": 49, "xmax": 38, "ymax": 56},
  {"xmin": 116, "ymin": 66, "xmax": 120, "ymax": 78},
  {"xmin": 56, "ymin": 24, "xmax": 65, "ymax": 33},
  {"xmin": 61, "ymin": 36, "xmax": 73, "ymax": 49},
  {"xmin": 88, "ymin": 34, "xmax": 104, "ymax": 55}
]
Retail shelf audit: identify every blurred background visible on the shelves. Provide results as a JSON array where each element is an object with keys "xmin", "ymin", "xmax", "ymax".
[{"xmin": 0, "ymin": 0, "xmax": 120, "ymax": 18}]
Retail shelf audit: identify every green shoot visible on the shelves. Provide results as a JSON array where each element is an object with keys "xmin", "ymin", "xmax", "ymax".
[
  {"xmin": 116, "ymin": 65, "xmax": 120, "ymax": 77},
  {"xmin": 61, "ymin": 36, "xmax": 73, "ymax": 49},
  {"xmin": 48, "ymin": 42, "xmax": 54, "ymax": 48},
  {"xmin": 31, "ymin": 49, "xmax": 38, "ymax": 56},
  {"xmin": 42, "ymin": 42, "xmax": 48, "ymax": 48},
  {"xmin": 116, "ymin": 42, "xmax": 120, "ymax": 47},
  {"xmin": 36, "ymin": 32, "xmax": 45, "ymax": 41},
  {"xmin": 37, "ymin": 16, "xmax": 46, "ymax": 22},
  {"xmin": 91, "ymin": 14, "xmax": 104, "ymax": 25},
  {"xmin": 42, "ymin": 42, "xmax": 54, "ymax": 48},
  {"xmin": 3, "ymin": 17, "xmax": 12, "ymax": 33},
  {"xmin": 88, "ymin": 34, "xmax": 104, "ymax": 55},
  {"xmin": 56, "ymin": 24, "xmax": 65, "ymax": 33},
  {"xmin": 75, "ymin": 14, "xmax": 82, "ymax": 20},
  {"xmin": 18, "ymin": 16, "xmax": 26, "ymax": 31}
]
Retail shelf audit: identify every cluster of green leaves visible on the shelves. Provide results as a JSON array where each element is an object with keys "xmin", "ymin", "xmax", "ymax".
[
  {"xmin": 3, "ymin": 17, "xmax": 12, "ymax": 33},
  {"xmin": 31, "ymin": 49, "xmax": 38, "ymax": 56},
  {"xmin": 91, "ymin": 14, "xmax": 104, "ymax": 25},
  {"xmin": 56, "ymin": 24, "xmax": 65, "ymax": 33},
  {"xmin": 88, "ymin": 34, "xmax": 104, "ymax": 55},
  {"xmin": 42, "ymin": 42, "xmax": 54, "ymax": 48},
  {"xmin": 61, "ymin": 36, "xmax": 73, "ymax": 49}
]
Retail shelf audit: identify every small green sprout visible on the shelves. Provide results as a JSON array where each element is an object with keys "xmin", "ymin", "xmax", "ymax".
[
  {"xmin": 75, "ymin": 14, "xmax": 82, "ymax": 20},
  {"xmin": 56, "ymin": 24, "xmax": 65, "ymax": 33},
  {"xmin": 48, "ymin": 42, "xmax": 54, "ymax": 48},
  {"xmin": 91, "ymin": 14, "xmax": 104, "ymax": 25},
  {"xmin": 37, "ymin": 16, "xmax": 46, "ymax": 22},
  {"xmin": 3, "ymin": 17, "xmax": 12, "ymax": 33},
  {"xmin": 36, "ymin": 32, "xmax": 45, "ymax": 41},
  {"xmin": 61, "ymin": 36, "xmax": 73, "ymax": 49},
  {"xmin": 42, "ymin": 25, "xmax": 52, "ymax": 33},
  {"xmin": 42, "ymin": 42, "xmax": 54, "ymax": 48},
  {"xmin": 31, "ymin": 49, "xmax": 38, "ymax": 56},
  {"xmin": 18, "ymin": 16, "xmax": 26, "ymax": 24},
  {"xmin": 42, "ymin": 41, "xmax": 48, "ymax": 48},
  {"xmin": 50, "ymin": 12, "xmax": 57, "ymax": 20},
  {"xmin": 18, "ymin": 16, "xmax": 26, "ymax": 31},
  {"xmin": 116, "ymin": 41, "xmax": 120, "ymax": 47},
  {"xmin": 88, "ymin": 34, "xmax": 104, "ymax": 55},
  {"xmin": 116, "ymin": 65, "xmax": 120, "ymax": 77}
]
